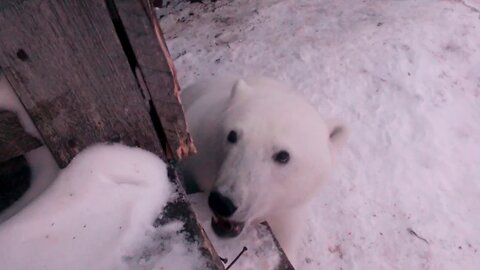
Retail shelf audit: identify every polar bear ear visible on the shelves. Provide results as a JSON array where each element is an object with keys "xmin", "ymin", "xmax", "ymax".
[
  {"xmin": 327, "ymin": 119, "xmax": 349, "ymax": 154},
  {"xmin": 229, "ymin": 79, "xmax": 253, "ymax": 102}
]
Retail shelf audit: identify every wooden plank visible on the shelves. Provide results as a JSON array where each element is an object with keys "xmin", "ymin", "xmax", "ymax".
[
  {"xmin": 0, "ymin": 0, "xmax": 164, "ymax": 167},
  {"xmin": 112, "ymin": 0, "xmax": 196, "ymax": 161},
  {"xmin": 0, "ymin": 110, "xmax": 42, "ymax": 163}
]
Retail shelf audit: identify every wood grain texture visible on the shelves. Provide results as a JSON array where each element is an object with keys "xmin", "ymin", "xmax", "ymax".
[
  {"xmin": 0, "ymin": 0, "xmax": 164, "ymax": 167},
  {"xmin": 114, "ymin": 0, "xmax": 196, "ymax": 160},
  {"xmin": 0, "ymin": 110, "xmax": 42, "ymax": 163}
]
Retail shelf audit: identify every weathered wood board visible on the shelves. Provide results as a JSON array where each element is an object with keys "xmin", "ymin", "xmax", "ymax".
[
  {"xmin": 113, "ymin": 0, "xmax": 196, "ymax": 160},
  {"xmin": 0, "ymin": 0, "xmax": 164, "ymax": 167}
]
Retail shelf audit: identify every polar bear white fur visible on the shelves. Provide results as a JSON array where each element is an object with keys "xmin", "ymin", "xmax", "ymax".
[{"xmin": 179, "ymin": 76, "xmax": 347, "ymax": 267}]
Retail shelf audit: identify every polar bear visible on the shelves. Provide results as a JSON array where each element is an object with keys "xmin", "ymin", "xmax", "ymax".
[{"xmin": 179, "ymin": 76, "xmax": 348, "ymax": 267}]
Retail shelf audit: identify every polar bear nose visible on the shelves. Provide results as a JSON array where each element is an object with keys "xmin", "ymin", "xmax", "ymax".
[{"xmin": 208, "ymin": 191, "xmax": 237, "ymax": 217}]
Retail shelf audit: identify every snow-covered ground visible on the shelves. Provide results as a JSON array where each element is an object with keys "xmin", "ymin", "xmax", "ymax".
[
  {"xmin": 0, "ymin": 143, "xmax": 209, "ymax": 270},
  {"xmin": 160, "ymin": 0, "xmax": 480, "ymax": 269}
]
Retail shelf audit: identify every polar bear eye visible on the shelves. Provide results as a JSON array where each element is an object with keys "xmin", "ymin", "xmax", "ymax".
[
  {"xmin": 227, "ymin": 130, "xmax": 238, "ymax": 144},
  {"xmin": 273, "ymin": 150, "xmax": 290, "ymax": 164}
]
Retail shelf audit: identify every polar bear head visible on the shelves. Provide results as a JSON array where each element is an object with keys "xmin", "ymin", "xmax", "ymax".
[{"xmin": 208, "ymin": 78, "xmax": 348, "ymax": 237}]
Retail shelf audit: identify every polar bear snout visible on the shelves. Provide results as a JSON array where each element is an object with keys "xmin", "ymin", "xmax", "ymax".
[
  {"xmin": 209, "ymin": 191, "xmax": 246, "ymax": 238},
  {"xmin": 208, "ymin": 191, "xmax": 238, "ymax": 217}
]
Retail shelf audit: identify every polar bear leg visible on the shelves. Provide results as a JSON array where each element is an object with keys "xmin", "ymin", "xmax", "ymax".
[{"xmin": 267, "ymin": 208, "xmax": 306, "ymax": 268}]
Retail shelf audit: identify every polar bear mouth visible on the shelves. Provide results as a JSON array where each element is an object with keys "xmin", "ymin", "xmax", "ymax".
[{"xmin": 211, "ymin": 215, "xmax": 245, "ymax": 238}]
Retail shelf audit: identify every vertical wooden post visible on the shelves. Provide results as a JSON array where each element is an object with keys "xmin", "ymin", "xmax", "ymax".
[{"xmin": 112, "ymin": 0, "xmax": 196, "ymax": 160}]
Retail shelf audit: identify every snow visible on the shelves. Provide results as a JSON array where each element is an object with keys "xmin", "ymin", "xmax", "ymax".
[
  {"xmin": 123, "ymin": 219, "xmax": 208, "ymax": 270},
  {"xmin": 188, "ymin": 193, "xmax": 281, "ymax": 270},
  {"xmin": 0, "ymin": 143, "xmax": 179, "ymax": 270},
  {"xmin": 159, "ymin": 0, "xmax": 480, "ymax": 269}
]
